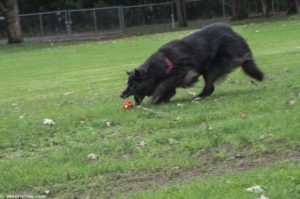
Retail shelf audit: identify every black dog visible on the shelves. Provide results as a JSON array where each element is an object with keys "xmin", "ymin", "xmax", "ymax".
[{"xmin": 120, "ymin": 23, "xmax": 264, "ymax": 105}]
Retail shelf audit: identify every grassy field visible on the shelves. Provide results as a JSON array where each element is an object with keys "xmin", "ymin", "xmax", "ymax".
[{"xmin": 0, "ymin": 17, "xmax": 300, "ymax": 198}]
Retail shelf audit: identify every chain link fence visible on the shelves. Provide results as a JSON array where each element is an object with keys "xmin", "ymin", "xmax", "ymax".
[{"xmin": 0, "ymin": 0, "xmax": 290, "ymax": 41}]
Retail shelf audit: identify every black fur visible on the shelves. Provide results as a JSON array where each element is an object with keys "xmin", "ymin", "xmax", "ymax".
[{"xmin": 120, "ymin": 23, "xmax": 264, "ymax": 105}]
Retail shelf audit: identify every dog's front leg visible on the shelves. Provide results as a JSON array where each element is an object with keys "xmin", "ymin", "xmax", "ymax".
[
  {"xmin": 152, "ymin": 79, "xmax": 177, "ymax": 104},
  {"xmin": 134, "ymin": 95, "xmax": 145, "ymax": 106}
]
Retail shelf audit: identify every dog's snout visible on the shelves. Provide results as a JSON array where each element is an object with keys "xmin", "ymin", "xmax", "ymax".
[
  {"xmin": 120, "ymin": 93, "xmax": 126, "ymax": 99},
  {"xmin": 120, "ymin": 91, "xmax": 130, "ymax": 99}
]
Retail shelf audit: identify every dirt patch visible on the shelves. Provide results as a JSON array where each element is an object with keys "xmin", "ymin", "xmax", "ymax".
[{"xmin": 91, "ymin": 149, "xmax": 300, "ymax": 199}]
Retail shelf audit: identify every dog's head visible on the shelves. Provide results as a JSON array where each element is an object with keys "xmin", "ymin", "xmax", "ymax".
[{"xmin": 120, "ymin": 69, "xmax": 154, "ymax": 100}]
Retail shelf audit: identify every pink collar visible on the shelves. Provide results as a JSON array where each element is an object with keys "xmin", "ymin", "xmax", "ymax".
[{"xmin": 164, "ymin": 58, "xmax": 173, "ymax": 74}]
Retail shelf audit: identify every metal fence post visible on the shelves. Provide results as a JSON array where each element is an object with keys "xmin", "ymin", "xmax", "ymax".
[
  {"xmin": 65, "ymin": 10, "xmax": 72, "ymax": 35},
  {"xmin": 271, "ymin": 0, "xmax": 275, "ymax": 15},
  {"xmin": 171, "ymin": 3, "xmax": 176, "ymax": 29},
  {"xmin": 222, "ymin": 0, "xmax": 226, "ymax": 17},
  {"xmin": 39, "ymin": 13, "xmax": 44, "ymax": 36},
  {"xmin": 118, "ymin": 6, "xmax": 125, "ymax": 31},
  {"xmin": 93, "ymin": 9, "xmax": 98, "ymax": 32}
]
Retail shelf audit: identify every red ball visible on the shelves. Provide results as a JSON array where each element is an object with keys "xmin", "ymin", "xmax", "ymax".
[{"xmin": 122, "ymin": 100, "xmax": 133, "ymax": 109}]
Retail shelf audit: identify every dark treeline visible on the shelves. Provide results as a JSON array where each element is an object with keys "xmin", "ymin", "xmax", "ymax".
[
  {"xmin": 18, "ymin": 0, "xmax": 171, "ymax": 13},
  {"xmin": 17, "ymin": 0, "xmax": 300, "ymax": 14},
  {"xmin": 1, "ymin": 0, "xmax": 300, "ymax": 44}
]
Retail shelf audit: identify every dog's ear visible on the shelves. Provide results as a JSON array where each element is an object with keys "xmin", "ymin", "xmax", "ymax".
[{"xmin": 134, "ymin": 69, "xmax": 145, "ymax": 79}]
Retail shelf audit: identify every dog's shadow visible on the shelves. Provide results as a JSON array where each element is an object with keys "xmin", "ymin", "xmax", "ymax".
[{"xmin": 166, "ymin": 88, "xmax": 265, "ymax": 105}]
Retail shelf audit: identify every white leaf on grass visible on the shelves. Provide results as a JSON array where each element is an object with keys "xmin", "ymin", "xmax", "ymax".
[
  {"xmin": 63, "ymin": 92, "xmax": 75, "ymax": 96},
  {"xmin": 87, "ymin": 153, "xmax": 99, "ymax": 160},
  {"xmin": 187, "ymin": 92, "xmax": 196, "ymax": 96},
  {"xmin": 246, "ymin": 185, "xmax": 264, "ymax": 193},
  {"xmin": 44, "ymin": 190, "xmax": 51, "ymax": 195},
  {"xmin": 177, "ymin": 103, "xmax": 184, "ymax": 107},
  {"xmin": 193, "ymin": 97, "xmax": 202, "ymax": 101},
  {"xmin": 43, "ymin": 119, "xmax": 55, "ymax": 126},
  {"xmin": 139, "ymin": 140, "xmax": 146, "ymax": 147},
  {"xmin": 104, "ymin": 120, "xmax": 113, "ymax": 127},
  {"xmin": 287, "ymin": 99, "xmax": 296, "ymax": 105},
  {"xmin": 168, "ymin": 138, "xmax": 179, "ymax": 145},
  {"xmin": 257, "ymin": 195, "xmax": 269, "ymax": 199}
]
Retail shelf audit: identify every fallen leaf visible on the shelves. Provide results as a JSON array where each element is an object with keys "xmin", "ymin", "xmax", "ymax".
[
  {"xmin": 200, "ymin": 122, "xmax": 208, "ymax": 128},
  {"xmin": 104, "ymin": 120, "xmax": 113, "ymax": 127},
  {"xmin": 246, "ymin": 185, "xmax": 264, "ymax": 193},
  {"xmin": 63, "ymin": 92, "xmax": 75, "ymax": 96},
  {"xmin": 235, "ymin": 153, "xmax": 244, "ymax": 158},
  {"xmin": 43, "ymin": 119, "xmax": 55, "ymax": 126},
  {"xmin": 193, "ymin": 97, "xmax": 202, "ymax": 101},
  {"xmin": 139, "ymin": 140, "xmax": 146, "ymax": 147},
  {"xmin": 87, "ymin": 153, "xmax": 99, "ymax": 160},
  {"xmin": 187, "ymin": 92, "xmax": 196, "ymax": 96},
  {"xmin": 287, "ymin": 99, "xmax": 296, "ymax": 105},
  {"xmin": 240, "ymin": 113, "xmax": 248, "ymax": 119},
  {"xmin": 258, "ymin": 195, "xmax": 269, "ymax": 199},
  {"xmin": 168, "ymin": 138, "xmax": 179, "ymax": 145},
  {"xmin": 44, "ymin": 190, "xmax": 51, "ymax": 195},
  {"xmin": 80, "ymin": 115, "xmax": 90, "ymax": 122}
]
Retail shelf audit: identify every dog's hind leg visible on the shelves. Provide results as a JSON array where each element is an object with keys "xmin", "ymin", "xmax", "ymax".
[
  {"xmin": 198, "ymin": 72, "xmax": 215, "ymax": 98},
  {"xmin": 162, "ymin": 89, "xmax": 176, "ymax": 103},
  {"xmin": 242, "ymin": 59, "xmax": 264, "ymax": 81},
  {"xmin": 198, "ymin": 65, "xmax": 227, "ymax": 98}
]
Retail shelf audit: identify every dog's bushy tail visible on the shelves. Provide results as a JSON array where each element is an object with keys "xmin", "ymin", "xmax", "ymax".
[{"xmin": 242, "ymin": 59, "xmax": 264, "ymax": 81}]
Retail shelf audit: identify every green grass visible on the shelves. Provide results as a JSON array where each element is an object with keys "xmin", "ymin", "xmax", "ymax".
[
  {"xmin": 126, "ymin": 162, "xmax": 300, "ymax": 199},
  {"xmin": 0, "ymin": 16, "xmax": 300, "ymax": 198}
]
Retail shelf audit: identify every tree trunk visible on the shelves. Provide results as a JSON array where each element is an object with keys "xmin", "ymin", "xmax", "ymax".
[
  {"xmin": 231, "ymin": 0, "xmax": 248, "ymax": 20},
  {"xmin": 175, "ymin": 0, "xmax": 188, "ymax": 27},
  {"xmin": 260, "ymin": 0, "xmax": 269, "ymax": 16},
  {"xmin": 0, "ymin": 0, "xmax": 23, "ymax": 44},
  {"xmin": 295, "ymin": 0, "xmax": 300, "ymax": 13}
]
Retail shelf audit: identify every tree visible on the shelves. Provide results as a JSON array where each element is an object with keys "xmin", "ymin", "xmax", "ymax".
[
  {"xmin": 294, "ymin": 0, "xmax": 300, "ymax": 13},
  {"xmin": 0, "ymin": 0, "xmax": 23, "ymax": 43},
  {"xmin": 175, "ymin": 0, "xmax": 187, "ymax": 27},
  {"xmin": 287, "ymin": 0, "xmax": 300, "ymax": 14},
  {"xmin": 231, "ymin": 0, "xmax": 248, "ymax": 20},
  {"xmin": 260, "ymin": 0, "xmax": 269, "ymax": 16}
]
